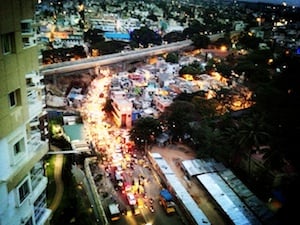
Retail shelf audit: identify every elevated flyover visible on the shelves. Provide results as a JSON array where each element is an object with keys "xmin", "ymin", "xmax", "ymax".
[{"xmin": 40, "ymin": 40, "xmax": 193, "ymax": 76}]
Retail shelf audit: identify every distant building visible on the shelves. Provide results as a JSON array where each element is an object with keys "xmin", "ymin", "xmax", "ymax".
[
  {"xmin": 153, "ymin": 95, "xmax": 172, "ymax": 112},
  {"xmin": 110, "ymin": 90, "xmax": 133, "ymax": 129},
  {"xmin": 104, "ymin": 32, "xmax": 130, "ymax": 41},
  {"xmin": 89, "ymin": 18, "xmax": 116, "ymax": 32},
  {"xmin": 233, "ymin": 21, "xmax": 246, "ymax": 31},
  {"xmin": 250, "ymin": 27, "xmax": 264, "ymax": 39},
  {"xmin": 0, "ymin": 0, "xmax": 52, "ymax": 225}
]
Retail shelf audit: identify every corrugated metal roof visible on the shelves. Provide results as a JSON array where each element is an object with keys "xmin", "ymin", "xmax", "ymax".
[
  {"xmin": 197, "ymin": 173, "xmax": 261, "ymax": 225},
  {"xmin": 151, "ymin": 153, "xmax": 211, "ymax": 225}
]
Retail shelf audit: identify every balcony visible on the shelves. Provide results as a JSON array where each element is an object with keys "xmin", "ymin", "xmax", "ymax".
[
  {"xmin": 26, "ymin": 72, "xmax": 46, "ymax": 119},
  {"xmin": 31, "ymin": 176, "xmax": 47, "ymax": 199},
  {"xmin": 21, "ymin": 19, "xmax": 37, "ymax": 48},
  {"xmin": 33, "ymin": 190, "xmax": 52, "ymax": 225},
  {"xmin": 27, "ymin": 91, "xmax": 44, "ymax": 119},
  {"xmin": 26, "ymin": 72, "xmax": 45, "ymax": 90},
  {"xmin": 27, "ymin": 130, "xmax": 44, "ymax": 152},
  {"xmin": 31, "ymin": 162, "xmax": 45, "ymax": 190},
  {"xmin": 29, "ymin": 117, "xmax": 39, "ymax": 127}
]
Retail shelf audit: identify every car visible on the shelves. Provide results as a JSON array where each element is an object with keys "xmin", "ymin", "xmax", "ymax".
[
  {"xmin": 133, "ymin": 206, "xmax": 141, "ymax": 215},
  {"xmin": 127, "ymin": 193, "xmax": 136, "ymax": 205},
  {"xmin": 149, "ymin": 204, "xmax": 154, "ymax": 213},
  {"xmin": 115, "ymin": 145, "xmax": 122, "ymax": 153}
]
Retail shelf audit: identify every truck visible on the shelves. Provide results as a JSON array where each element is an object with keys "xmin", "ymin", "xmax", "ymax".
[{"xmin": 159, "ymin": 189, "xmax": 176, "ymax": 214}]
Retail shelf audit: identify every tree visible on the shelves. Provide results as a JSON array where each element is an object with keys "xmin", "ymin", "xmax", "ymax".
[
  {"xmin": 191, "ymin": 120, "xmax": 222, "ymax": 158},
  {"xmin": 183, "ymin": 19, "xmax": 204, "ymax": 38},
  {"xmin": 130, "ymin": 26, "xmax": 162, "ymax": 48},
  {"xmin": 83, "ymin": 28, "xmax": 105, "ymax": 45},
  {"xmin": 191, "ymin": 34, "xmax": 210, "ymax": 49},
  {"xmin": 147, "ymin": 13, "xmax": 158, "ymax": 22},
  {"xmin": 253, "ymin": 55, "xmax": 300, "ymax": 172},
  {"xmin": 160, "ymin": 100, "xmax": 197, "ymax": 142},
  {"xmin": 219, "ymin": 119, "xmax": 241, "ymax": 165},
  {"xmin": 235, "ymin": 113, "xmax": 271, "ymax": 176},
  {"xmin": 129, "ymin": 117, "xmax": 161, "ymax": 151},
  {"xmin": 213, "ymin": 37, "xmax": 231, "ymax": 49},
  {"xmin": 216, "ymin": 62, "xmax": 233, "ymax": 78},
  {"xmin": 191, "ymin": 96, "xmax": 218, "ymax": 119},
  {"xmin": 165, "ymin": 52, "xmax": 179, "ymax": 64},
  {"xmin": 238, "ymin": 32, "xmax": 262, "ymax": 50},
  {"xmin": 163, "ymin": 31, "xmax": 186, "ymax": 43},
  {"xmin": 234, "ymin": 60, "xmax": 256, "ymax": 79},
  {"xmin": 179, "ymin": 61, "xmax": 204, "ymax": 76},
  {"xmin": 91, "ymin": 40, "xmax": 128, "ymax": 55}
]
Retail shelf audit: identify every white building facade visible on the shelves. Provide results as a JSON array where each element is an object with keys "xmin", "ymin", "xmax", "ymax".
[{"xmin": 0, "ymin": 1, "xmax": 52, "ymax": 225}]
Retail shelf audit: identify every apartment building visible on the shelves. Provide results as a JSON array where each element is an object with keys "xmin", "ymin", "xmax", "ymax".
[
  {"xmin": 110, "ymin": 90, "xmax": 133, "ymax": 129},
  {"xmin": 153, "ymin": 95, "xmax": 173, "ymax": 113},
  {"xmin": 0, "ymin": 1, "xmax": 51, "ymax": 225}
]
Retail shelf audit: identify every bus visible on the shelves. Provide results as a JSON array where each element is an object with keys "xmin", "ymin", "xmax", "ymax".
[{"xmin": 108, "ymin": 203, "xmax": 121, "ymax": 221}]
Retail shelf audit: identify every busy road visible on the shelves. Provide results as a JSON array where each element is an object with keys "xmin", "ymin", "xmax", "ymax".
[
  {"xmin": 99, "ymin": 147, "xmax": 188, "ymax": 225},
  {"xmin": 79, "ymin": 70, "xmax": 189, "ymax": 225}
]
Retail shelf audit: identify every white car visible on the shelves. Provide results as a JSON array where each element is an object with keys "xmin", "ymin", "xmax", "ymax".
[
  {"xmin": 127, "ymin": 193, "xmax": 136, "ymax": 205},
  {"xmin": 115, "ymin": 145, "xmax": 122, "ymax": 153}
]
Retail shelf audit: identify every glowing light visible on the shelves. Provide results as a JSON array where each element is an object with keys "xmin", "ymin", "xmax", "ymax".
[
  {"xmin": 268, "ymin": 58, "xmax": 273, "ymax": 65},
  {"xmin": 256, "ymin": 17, "xmax": 262, "ymax": 26},
  {"xmin": 206, "ymin": 90, "xmax": 215, "ymax": 99},
  {"xmin": 220, "ymin": 45, "xmax": 227, "ymax": 51},
  {"xmin": 182, "ymin": 74, "xmax": 194, "ymax": 81}
]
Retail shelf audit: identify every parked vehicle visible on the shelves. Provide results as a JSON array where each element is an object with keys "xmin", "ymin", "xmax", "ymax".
[
  {"xmin": 159, "ymin": 189, "xmax": 176, "ymax": 214},
  {"xmin": 108, "ymin": 203, "xmax": 121, "ymax": 221}
]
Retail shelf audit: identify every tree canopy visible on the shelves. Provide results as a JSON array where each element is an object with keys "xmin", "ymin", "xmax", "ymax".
[
  {"xmin": 130, "ymin": 26, "xmax": 162, "ymax": 48},
  {"xmin": 129, "ymin": 117, "xmax": 161, "ymax": 149}
]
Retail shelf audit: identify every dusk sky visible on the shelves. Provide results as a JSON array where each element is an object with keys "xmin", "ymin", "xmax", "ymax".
[{"xmin": 240, "ymin": 0, "xmax": 300, "ymax": 7}]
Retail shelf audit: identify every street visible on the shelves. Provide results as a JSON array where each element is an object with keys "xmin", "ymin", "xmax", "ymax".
[
  {"xmin": 89, "ymin": 149, "xmax": 190, "ymax": 225},
  {"xmin": 72, "ymin": 48, "xmax": 227, "ymax": 225}
]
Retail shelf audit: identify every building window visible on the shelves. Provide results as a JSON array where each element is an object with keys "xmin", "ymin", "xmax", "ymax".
[
  {"xmin": 10, "ymin": 138, "xmax": 25, "ymax": 165},
  {"xmin": 13, "ymin": 141, "xmax": 22, "ymax": 155},
  {"xmin": 24, "ymin": 217, "xmax": 33, "ymax": 225},
  {"xmin": 22, "ymin": 37, "xmax": 36, "ymax": 48},
  {"xmin": 9, "ymin": 91, "xmax": 17, "ymax": 107},
  {"xmin": 1, "ymin": 33, "xmax": 15, "ymax": 54},
  {"xmin": 22, "ymin": 37, "xmax": 30, "ymax": 48},
  {"xmin": 13, "ymin": 138, "xmax": 25, "ymax": 157},
  {"xmin": 9, "ymin": 89, "xmax": 20, "ymax": 108},
  {"xmin": 21, "ymin": 21, "xmax": 33, "ymax": 34},
  {"xmin": 17, "ymin": 178, "xmax": 30, "ymax": 205}
]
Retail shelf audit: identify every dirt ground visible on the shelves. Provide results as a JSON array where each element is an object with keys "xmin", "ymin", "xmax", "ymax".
[{"xmin": 150, "ymin": 144, "xmax": 228, "ymax": 225}]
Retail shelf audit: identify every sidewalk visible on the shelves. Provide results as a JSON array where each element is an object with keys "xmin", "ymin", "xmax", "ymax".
[
  {"xmin": 49, "ymin": 145, "xmax": 64, "ymax": 212},
  {"xmin": 150, "ymin": 144, "xmax": 227, "ymax": 225}
]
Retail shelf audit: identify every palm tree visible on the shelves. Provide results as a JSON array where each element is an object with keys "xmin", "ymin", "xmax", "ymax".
[
  {"xmin": 235, "ymin": 113, "xmax": 271, "ymax": 176},
  {"xmin": 220, "ymin": 118, "xmax": 241, "ymax": 166}
]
